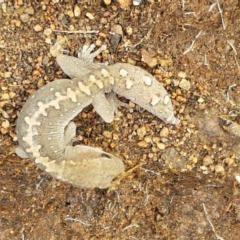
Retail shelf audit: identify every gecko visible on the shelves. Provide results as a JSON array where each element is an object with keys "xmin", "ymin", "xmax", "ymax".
[{"xmin": 15, "ymin": 44, "xmax": 180, "ymax": 189}]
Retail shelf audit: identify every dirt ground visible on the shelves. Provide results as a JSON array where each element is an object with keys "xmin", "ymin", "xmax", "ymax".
[{"xmin": 1, "ymin": 0, "xmax": 240, "ymax": 239}]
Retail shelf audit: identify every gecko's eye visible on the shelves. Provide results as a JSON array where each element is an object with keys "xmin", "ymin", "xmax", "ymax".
[{"xmin": 101, "ymin": 153, "xmax": 112, "ymax": 159}]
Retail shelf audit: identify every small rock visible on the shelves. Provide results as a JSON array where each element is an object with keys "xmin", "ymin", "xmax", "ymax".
[
  {"xmin": 200, "ymin": 166, "xmax": 209, "ymax": 174},
  {"xmin": 32, "ymin": 70, "xmax": 40, "ymax": 76},
  {"xmin": 2, "ymin": 93, "xmax": 10, "ymax": 100},
  {"xmin": 110, "ymin": 24, "xmax": 123, "ymax": 50},
  {"xmin": 160, "ymin": 127, "xmax": 169, "ymax": 138},
  {"xmin": 214, "ymin": 165, "xmax": 225, "ymax": 173},
  {"xmin": 198, "ymin": 97, "xmax": 204, "ymax": 103},
  {"xmin": 34, "ymin": 24, "xmax": 43, "ymax": 32},
  {"xmin": 117, "ymin": 0, "xmax": 131, "ymax": 9},
  {"xmin": 66, "ymin": 10, "xmax": 74, "ymax": 18},
  {"xmin": 13, "ymin": 20, "xmax": 21, "ymax": 27},
  {"xmin": 137, "ymin": 127, "xmax": 147, "ymax": 138},
  {"xmin": 178, "ymin": 71, "xmax": 186, "ymax": 78},
  {"xmin": 112, "ymin": 133, "xmax": 119, "ymax": 141},
  {"xmin": 144, "ymin": 136, "xmax": 152, "ymax": 143},
  {"xmin": 225, "ymin": 156, "xmax": 235, "ymax": 166},
  {"xmin": 111, "ymin": 24, "xmax": 123, "ymax": 36},
  {"xmin": 133, "ymin": 0, "xmax": 143, "ymax": 6},
  {"xmin": 74, "ymin": 5, "xmax": 81, "ymax": 17},
  {"xmin": 179, "ymin": 79, "xmax": 191, "ymax": 91},
  {"xmin": 50, "ymin": 43, "xmax": 63, "ymax": 57},
  {"xmin": 86, "ymin": 12, "xmax": 94, "ymax": 20},
  {"xmin": 17, "ymin": 0, "xmax": 23, "ymax": 4},
  {"xmin": 61, "ymin": 15, "xmax": 70, "ymax": 25},
  {"xmin": 165, "ymin": 78, "xmax": 172, "ymax": 85},
  {"xmin": 1, "ymin": 110, "xmax": 9, "ymax": 118},
  {"xmin": 25, "ymin": 6, "xmax": 34, "ymax": 15},
  {"xmin": 4, "ymin": 72, "xmax": 11, "ymax": 78},
  {"xmin": 104, "ymin": 0, "xmax": 112, "ymax": 5},
  {"xmin": 43, "ymin": 28, "xmax": 52, "ymax": 36},
  {"xmin": 37, "ymin": 79, "xmax": 45, "ymax": 88},
  {"xmin": 152, "ymin": 137, "xmax": 160, "ymax": 143},
  {"xmin": 36, "ymin": 55, "xmax": 43, "ymax": 64},
  {"xmin": 20, "ymin": 13, "xmax": 29, "ymax": 23},
  {"xmin": 42, "ymin": 55, "xmax": 49, "ymax": 65},
  {"xmin": 110, "ymin": 34, "xmax": 121, "ymax": 50},
  {"xmin": 110, "ymin": 142, "xmax": 116, "ymax": 149},
  {"xmin": 235, "ymin": 174, "xmax": 240, "ymax": 183},
  {"xmin": 161, "ymin": 138, "xmax": 168, "ymax": 143},
  {"xmin": 127, "ymin": 113, "xmax": 133, "ymax": 120},
  {"xmin": 158, "ymin": 57, "xmax": 173, "ymax": 67},
  {"xmin": 103, "ymin": 131, "xmax": 112, "ymax": 139},
  {"xmin": 1, "ymin": 3, "xmax": 7, "ymax": 13},
  {"xmin": 141, "ymin": 49, "xmax": 158, "ymax": 68},
  {"xmin": 157, "ymin": 142, "xmax": 165, "ymax": 150},
  {"xmin": 138, "ymin": 140, "xmax": 148, "ymax": 148},
  {"xmin": 9, "ymin": 92, "xmax": 16, "ymax": 98},
  {"xmin": 176, "ymin": 95, "xmax": 187, "ymax": 102},
  {"xmin": 203, "ymin": 155, "xmax": 213, "ymax": 166},
  {"xmin": 2, "ymin": 120, "xmax": 10, "ymax": 129},
  {"xmin": 126, "ymin": 26, "xmax": 133, "ymax": 36}
]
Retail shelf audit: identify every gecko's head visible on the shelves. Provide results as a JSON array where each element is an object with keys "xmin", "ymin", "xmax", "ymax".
[
  {"xmin": 63, "ymin": 145, "xmax": 125, "ymax": 189},
  {"xmin": 96, "ymin": 153, "xmax": 125, "ymax": 189}
]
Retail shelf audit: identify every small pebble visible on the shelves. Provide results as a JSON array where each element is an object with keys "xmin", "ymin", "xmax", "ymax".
[
  {"xmin": 111, "ymin": 24, "xmax": 123, "ymax": 36},
  {"xmin": 86, "ymin": 12, "xmax": 94, "ymax": 20},
  {"xmin": 179, "ymin": 79, "xmax": 191, "ymax": 91},
  {"xmin": 144, "ymin": 136, "xmax": 152, "ymax": 143},
  {"xmin": 225, "ymin": 157, "xmax": 235, "ymax": 166},
  {"xmin": 126, "ymin": 26, "xmax": 133, "ymax": 36},
  {"xmin": 4, "ymin": 72, "xmax": 11, "ymax": 78},
  {"xmin": 104, "ymin": 0, "xmax": 112, "ymax": 5},
  {"xmin": 25, "ymin": 7, "xmax": 34, "ymax": 15},
  {"xmin": 42, "ymin": 56, "xmax": 49, "ymax": 65},
  {"xmin": 160, "ymin": 127, "xmax": 169, "ymax": 138},
  {"xmin": 67, "ymin": 10, "xmax": 74, "ymax": 18},
  {"xmin": 176, "ymin": 95, "xmax": 187, "ymax": 102},
  {"xmin": 215, "ymin": 165, "xmax": 225, "ymax": 173},
  {"xmin": 127, "ymin": 113, "xmax": 133, "ymax": 120},
  {"xmin": 1, "ymin": 3, "xmax": 6, "ymax": 13},
  {"xmin": 133, "ymin": 0, "xmax": 143, "ymax": 6},
  {"xmin": 32, "ymin": 70, "xmax": 40, "ymax": 76},
  {"xmin": 138, "ymin": 140, "xmax": 148, "ymax": 148},
  {"xmin": 141, "ymin": 49, "xmax": 158, "ymax": 68},
  {"xmin": 178, "ymin": 71, "xmax": 186, "ymax": 78},
  {"xmin": 158, "ymin": 58, "xmax": 172, "ymax": 67},
  {"xmin": 37, "ymin": 79, "xmax": 45, "ymax": 88},
  {"xmin": 34, "ymin": 24, "xmax": 43, "ymax": 32},
  {"xmin": 43, "ymin": 28, "xmax": 52, "ymax": 36},
  {"xmin": 110, "ymin": 142, "xmax": 116, "ymax": 149},
  {"xmin": 235, "ymin": 174, "xmax": 240, "ymax": 183},
  {"xmin": 2, "ymin": 120, "xmax": 10, "ymax": 129},
  {"xmin": 2, "ymin": 93, "xmax": 10, "ymax": 100},
  {"xmin": 202, "ymin": 155, "xmax": 213, "ymax": 166},
  {"xmin": 117, "ymin": 0, "xmax": 131, "ymax": 9},
  {"xmin": 137, "ymin": 127, "xmax": 146, "ymax": 138},
  {"xmin": 103, "ymin": 131, "xmax": 112, "ymax": 139},
  {"xmin": 152, "ymin": 137, "xmax": 160, "ymax": 143},
  {"xmin": 20, "ymin": 13, "xmax": 29, "ymax": 23},
  {"xmin": 74, "ymin": 5, "xmax": 81, "ymax": 17},
  {"xmin": 157, "ymin": 142, "xmax": 165, "ymax": 150}
]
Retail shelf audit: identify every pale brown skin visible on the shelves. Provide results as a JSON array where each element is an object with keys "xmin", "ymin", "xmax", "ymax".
[{"xmin": 15, "ymin": 46, "xmax": 179, "ymax": 189}]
